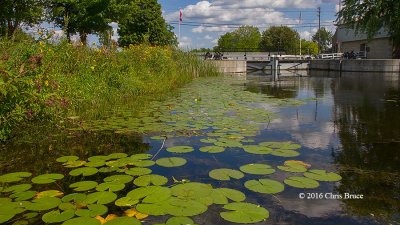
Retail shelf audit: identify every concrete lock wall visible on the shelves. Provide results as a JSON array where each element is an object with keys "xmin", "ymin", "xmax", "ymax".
[
  {"xmin": 310, "ymin": 59, "xmax": 400, "ymax": 73},
  {"xmin": 207, "ymin": 60, "xmax": 247, "ymax": 74}
]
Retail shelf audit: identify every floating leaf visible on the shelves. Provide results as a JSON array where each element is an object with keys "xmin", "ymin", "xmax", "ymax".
[
  {"xmin": 105, "ymin": 161, "xmax": 127, "ymax": 168},
  {"xmin": 10, "ymin": 191, "xmax": 36, "ymax": 201},
  {"xmin": 88, "ymin": 156, "xmax": 110, "ymax": 162},
  {"xmin": 134, "ymin": 175, "xmax": 168, "ymax": 186},
  {"xmin": 3, "ymin": 184, "xmax": 32, "ymax": 193},
  {"xmin": 42, "ymin": 209, "xmax": 74, "ymax": 223},
  {"xmin": 63, "ymin": 160, "xmax": 86, "ymax": 168},
  {"xmin": 62, "ymin": 193, "xmax": 87, "ymax": 203},
  {"xmin": 69, "ymin": 167, "xmax": 98, "ymax": 176},
  {"xmin": 0, "ymin": 172, "xmax": 32, "ymax": 183},
  {"xmin": 259, "ymin": 142, "xmax": 301, "ymax": 150},
  {"xmin": 62, "ymin": 217, "xmax": 101, "ymax": 225},
  {"xmin": 156, "ymin": 157, "xmax": 187, "ymax": 167},
  {"xmin": 124, "ymin": 208, "xmax": 148, "ymax": 219},
  {"xmin": 115, "ymin": 197, "xmax": 139, "ymax": 207},
  {"xmin": 99, "ymin": 167, "xmax": 118, "ymax": 173},
  {"xmin": 242, "ymin": 145, "xmax": 272, "ymax": 154},
  {"xmin": 270, "ymin": 149, "xmax": 300, "ymax": 157},
  {"xmin": 199, "ymin": 138, "xmax": 217, "ymax": 144},
  {"xmin": 199, "ymin": 146, "xmax": 225, "ymax": 153},
  {"xmin": 277, "ymin": 163, "xmax": 307, "ymax": 173},
  {"xmin": 75, "ymin": 204, "xmax": 108, "ymax": 217},
  {"xmin": 166, "ymin": 146, "xmax": 194, "ymax": 153},
  {"xmin": 171, "ymin": 182, "xmax": 213, "ymax": 201},
  {"xmin": 127, "ymin": 186, "xmax": 171, "ymax": 203},
  {"xmin": 209, "ymin": 169, "xmax": 244, "ymax": 181},
  {"xmin": 104, "ymin": 175, "xmax": 133, "ymax": 184},
  {"xmin": 31, "ymin": 173, "xmax": 64, "ymax": 184},
  {"xmin": 136, "ymin": 197, "xmax": 207, "ymax": 217},
  {"xmin": 103, "ymin": 216, "xmax": 141, "ymax": 225},
  {"xmin": 303, "ymin": 170, "xmax": 342, "ymax": 181},
  {"xmin": 165, "ymin": 217, "xmax": 196, "ymax": 225},
  {"xmin": 284, "ymin": 176, "xmax": 320, "ymax": 188},
  {"xmin": 214, "ymin": 138, "xmax": 243, "ymax": 148},
  {"xmin": 130, "ymin": 154, "xmax": 152, "ymax": 161},
  {"xmin": 220, "ymin": 202, "xmax": 269, "ymax": 223},
  {"xmin": 96, "ymin": 182, "xmax": 125, "ymax": 192},
  {"xmin": 132, "ymin": 160, "xmax": 155, "ymax": 167},
  {"xmin": 56, "ymin": 156, "xmax": 79, "ymax": 163},
  {"xmin": 94, "ymin": 214, "xmax": 117, "ymax": 224},
  {"xmin": 84, "ymin": 192, "xmax": 117, "ymax": 205},
  {"xmin": 25, "ymin": 197, "xmax": 62, "ymax": 211},
  {"xmin": 125, "ymin": 168, "xmax": 152, "ymax": 176},
  {"xmin": 36, "ymin": 190, "xmax": 63, "ymax": 198},
  {"xmin": 70, "ymin": 181, "xmax": 98, "ymax": 192},
  {"xmin": 85, "ymin": 161, "xmax": 106, "ymax": 168},
  {"xmin": 284, "ymin": 160, "xmax": 311, "ymax": 168},
  {"xmin": 245, "ymin": 179, "xmax": 284, "ymax": 194},
  {"xmin": 210, "ymin": 188, "xmax": 246, "ymax": 204},
  {"xmin": 239, "ymin": 164, "xmax": 275, "ymax": 175}
]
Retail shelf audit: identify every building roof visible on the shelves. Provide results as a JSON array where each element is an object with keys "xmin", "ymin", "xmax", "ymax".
[{"xmin": 336, "ymin": 26, "xmax": 390, "ymax": 43}]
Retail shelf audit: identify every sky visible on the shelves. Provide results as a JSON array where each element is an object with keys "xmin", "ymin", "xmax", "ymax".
[{"xmin": 158, "ymin": 0, "xmax": 341, "ymax": 49}]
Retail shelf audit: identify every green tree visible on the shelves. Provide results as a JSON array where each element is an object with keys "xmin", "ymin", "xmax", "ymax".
[
  {"xmin": 338, "ymin": 0, "xmax": 400, "ymax": 58},
  {"xmin": 259, "ymin": 26, "xmax": 299, "ymax": 54},
  {"xmin": 117, "ymin": 0, "xmax": 177, "ymax": 47},
  {"xmin": 312, "ymin": 27, "xmax": 333, "ymax": 50},
  {"xmin": 214, "ymin": 25, "xmax": 261, "ymax": 52},
  {"xmin": 297, "ymin": 40, "xmax": 318, "ymax": 55},
  {"xmin": 49, "ymin": 0, "xmax": 118, "ymax": 44},
  {"xmin": 0, "ymin": 0, "xmax": 48, "ymax": 37}
]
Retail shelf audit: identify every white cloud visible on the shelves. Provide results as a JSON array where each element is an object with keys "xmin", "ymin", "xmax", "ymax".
[
  {"xmin": 211, "ymin": 39, "xmax": 219, "ymax": 44},
  {"xmin": 179, "ymin": 36, "xmax": 192, "ymax": 48},
  {"xmin": 204, "ymin": 35, "xmax": 213, "ymax": 40}
]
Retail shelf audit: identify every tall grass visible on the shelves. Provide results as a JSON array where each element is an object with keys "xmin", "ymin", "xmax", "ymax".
[{"xmin": 0, "ymin": 31, "xmax": 220, "ymax": 141}]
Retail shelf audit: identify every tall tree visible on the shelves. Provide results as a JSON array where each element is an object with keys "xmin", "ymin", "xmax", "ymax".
[
  {"xmin": 259, "ymin": 26, "xmax": 299, "ymax": 54},
  {"xmin": 214, "ymin": 25, "xmax": 261, "ymax": 51},
  {"xmin": 312, "ymin": 27, "xmax": 333, "ymax": 50},
  {"xmin": 117, "ymin": 0, "xmax": 177, "ymax": 47},
  {"xmin": 0, "ymin": 0, "xmax": 48, "ymax": 37},
  {"xmin": 338, "ymin": 0, "xmax": 400, "ymax": 58}
]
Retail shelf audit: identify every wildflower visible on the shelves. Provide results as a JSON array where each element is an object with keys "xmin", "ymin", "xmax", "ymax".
[
  {"xmin": 27, "ymin": 110, "xmax": 33, "ymax": 117},
  {"xmin": 45, "ymin": 81, "xmax": 49, "ymax": 86},
  {"xmin": 38, "ymin": 31, "xmax": 42, "ymax": 35},
  {"xmin": 90, "ymin": 66, "xmax": 95, "ymax": 70},
  {"xmin": 52, "ymin": 30, "xmax": 56, "ymax": 34}
]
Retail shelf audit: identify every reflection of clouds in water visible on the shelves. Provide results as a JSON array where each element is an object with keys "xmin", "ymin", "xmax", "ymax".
[{"xmin": 279, "ymin": 196, "xmax": 342, "ymax": 218}]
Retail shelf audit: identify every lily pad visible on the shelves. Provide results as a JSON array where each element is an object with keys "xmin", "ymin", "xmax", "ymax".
[
  {"xmin": 36, "ymin": 190, "xmax": 63, "ymax": 198},
  {"xmin": 56, "ymin": 156, "xmax": 79, "ymax": 163},
  {"xmin": 166, "ymin": 146, "xmax": 194, "ymax": 153},
  {"xmin": 127, "ymin": 186, "xmax": 171, "ymax": 203},
  {"xmin": 284, "ymin": 176, "xmax": 320, "ymax": 188},
  {"xmin": 42, "ymin": 209, "xmax": 75, "ymax": 223},
  {"xmin": 62, "ymin": 193, "xmax": 87, "ymax": 203},
  {"xmin": 25, "ymin": 197, "xmax": 62, "ymax": 211},
  {"xmin": 220, "ymin": 202, "xmax": 269, "ymax": 223},
  {"xmin": 136, "ymin": 197, "xmax": 207, "ymax": 217},
  {"xmin": 270, "ymin": 149, "xmax": 300, "ymax": 157},
  {"xmin": 83, "ymin": 192, "xmax": 117, "ymax": 205},
  {"xmin": 85, "ymin": 161, "xmax": 106, "ymax": 167},
  {"xmin": 166, "ymin": 216, "xmax": 196, "ymax": 225},
  {"xmin": 103, "ymin": 216, "xmax": 141, "ymax": 225},
  {"xmin": 104, "ymin": 175, "xmax": 133, "ymax": 184},
  {"xmin": 242, "ymin": 145, "xmax": 272, "ymax": 154},
  {"xmin": 171, "ymin": 182, "xmax": 213, "ymax": 201},
  {"xmin": 125, "ymin": 168, "xmax": 152, "ymax": 176},
  {"xmin": 61, "ymin": 217, "xmax": 100, "ymax": 225},
  {"xmin": 3, "ymin": 184, "xmax": 32, "ymax": 193},
  {"xmin": 130, "ymin": 154, "xmax": 153, "ymax": 161},
  {"xmin": 108, "ymin": 153, "xmax": 128, "ymax": 159},
  {"xmin": 244, "ymin": 179, "xmax": 284, "ymax": 194},
  {"xmin": 69, "ymin": 167, "xmax": 98, "ymax": 176},
  {"xmin": 75, "ymin": 204, "xmax": 108, "ymax": 217},
  {"xmin": 210, "ymin": 188, "xmax": 246, "ymax": 204},
  {"xmin": 115, "ymin": 197, "xmax": 139, "ymax": 207},
  {"xmin": 209, "ymin": 169, "xmax": 244, "ymax": 181},
  {"xmin": 88, "ymin": 156, "xmax": 110, "ymax": 162},
  {"xmin": 63, "ymin": 160, "xmax": 86, "ymax": 168},
  {"xmin": 10, "ymin": 191, "xmax": 36, "ymax": 201},
  {"xmin": 96, "ymin": 182, "xmax": 125, "ymax": 192},
  {"xmin": 132, "ymin": 160, "xmax": 155, "ymax": 167},
  {"xmin": 0, "ymin": 172, "xmax": 32, "ymax": 183},
  {"xmin": 199, "ymin": 146, "xmax": 225, "ymax": 153},
  {"xmin": 239, "ymin": 164, "xmax": 275, "ymax": 175},
  {"xmin": 277, "ymin": 163, "xmax": 307, "ymax": 173},
  {"xmin": 259, "ymin": 142, "xmax": 301, "ymax": 150},
  {"xmin": 134, "ymin": 175, "xmax": 168, "ymax": 186},
  {"xmin": 70, "ymin": 181, "xmax": 98, "ymax": 192},
  {"xmin": 31, "ymin": 174, "xmax": 64, "ymax": 184},
  {"xmin": 303, "ymin": 170, "xmax": 342, "ymax": 181},
  {"xmin": 156, "ymin": 157, "xmax": 187, "ymax": 167}
]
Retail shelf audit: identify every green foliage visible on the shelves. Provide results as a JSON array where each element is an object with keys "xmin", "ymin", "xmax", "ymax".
[
  {"xmin": 117, "ymin": 0, "xmax": 177, "ymax": 47},
  {"xmin": 239, "ymin": 164, "xmax": 275, "ymax": 175},
  {"xmin": 156, "ymin": 157, "xmax": 187, "ymax": 167},
  {"xmin": 209, "ymin": 169, "xmax": 244, "ymax": 181},
  {"xmin": 303, "ymin": 170, "xmax": 342, "ymax": 181},
  {"xmin": 259, "ymin": 26, "xmax": 300, "ymax": 54},
  {"xmin": 220, "ymin": 202, "xmax": 269, "ymax": 223},
  {"xmin": 284, "ymin": 176, "xmax": 320, "ymax": 188},
  {"xmin": 166, "ymin": 146, "xmax": 194, "ymax": 153},
  {"xmin": 312, "ymin": 27, "xmax": 333, "ymax": 50},
  {"xmin": 298, "ymin": 40, "xmax": 318, "ymax": 55},
  {"xmin": 214, "ymin": 25, "xmax": 261, "ymax": 52},
  {"xmin": 338, "ymin": 0, "xmax": 400, "ymax": 58},
  {"xmin": 244, "ymin": 179, "xmax": 284, "ymax": 194}
]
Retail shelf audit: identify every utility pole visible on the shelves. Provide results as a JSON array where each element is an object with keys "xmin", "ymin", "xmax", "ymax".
[{"xmin": 318, "ymin": 7, "xmax": 321, "ymax": 54}]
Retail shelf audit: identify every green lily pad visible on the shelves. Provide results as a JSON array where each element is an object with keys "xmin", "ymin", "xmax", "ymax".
[
  {"xmin": 303, "ymin": 170, "xmax": 342, "ymax": 181},
  {"xmin": 209, "ymin": 169, "xmax": 244, "ymax": 181},
  {"xmin": 25, "ymin": 197, "xmax": 62, "ymax": 211},
  {"xmin": 69, "ymin": 167, "xmax": 98, "ymax": 176},
  {"xmin": 36, "ymin": 190, "xmax": 63, "ymax": 198},
  {"xmin": 220, "ymin": 202, "xmax": 269, "ymax": 223},
  {"xmin": 56, "ymin": 156, "xmax": 79, "ymax": 163},
  {"xmin": 70, "ymin": 181, "xmax": 98, "ymax": 192},
  {"xmin": 211, "ymin": 188, "xmax": 246, "ymax": 204},
  {"xmin": 199, "ymin": 138, "xmax": 217, "ymax": 144},
  {"xmin": 99, "ymin": 167, "xmax": 119, "ymax": 173},
  {"xmin": 125, "ymin": 167, "xmax": 152, "ymax": 176},
  {"xmin": 88, "ymin": 156, "xmax": 110, "ymax": 162},
  {"xmin": 83, "ymin": 192, "xmax": 117, "ymax": 205},
  {"xmin": 132, "ymin": 160, "xmax": 155, "ymax": 167},
  {"xmin": 134, "ymin": 175, "xmax": 168, "ymax": 186},
  {"xmin": 136, "ymin": 197, "xmax": 207, "ymax": 217},
  {"xmin": 105, "ymin": 161, "xmax": 127, "ymax": 168},
  {"xmin": 214, "ymin": 138, "xmax": 243, "ymax": 148},
  {"xmin": 166, "ymin": 146, "xmax": 194, "ymax": 153},
  {"xmin": 270, "ymin": 149, "xmax": 300, "ymax": 157},
  {"xmin": 239, "ymin": 164, "xmax": 275, "ymax": 175},
  {"xmin": 31, "ymin": 174, "xmax": 64, "ymax": 184},
  {"xmin": 96, "ymin": 182, "xmax": 125, "ymax": 192},
  {"xmin": 62, "ymin": 193, "xmax": 86, "ymax": 203},
  {"xmin": 242, "ymin": 145, "xmax": 272, "ymax": 154},
  {"xmin": 85, "ymin": 161, "xmax": 106, "ymax": 167},
  {"xmin": 199, "ymin": 146, "xmax": 225, "ymax": 153},
  {"xmin": 156, "ymin": 157, "xmax": 187, "ymax": 167},
  {"xmin": 244, "ymin": 179, "xmax": 284, "ymax": 194},
  {"xmin": 58, "ymin": 202, "xmax": 76, "ymax": 211},
  {"xmin": 284, "ymin": 176, "xmax": 320, "ymax": 188},
  {"xmin": 104, "ymin": 175, "xmax": 133, "ymax": 184},
  {"xmin": 0, "ymin": 172, "xmax": 32, "ymax": 183},
  {"xmin": 127, "ymin": 186, "xmax": 171, "ymax": 203},
  {"xmin": 10, "ymin": 191, "xmax": 36, "ymax": 201},
  {"xmin": 42, "ymin": 209, "xmax": 75, "ymax": 223},
  {"xmin": 3, "ymin": 184, "xmax": 32, "ymax": 193},
  {"xmin": 63, "ymin": 160, "xmax": 86, "ymax": 168},
  {"xmin": 103, "ymin": 216, "xmax": 141, "ymax": 225},
  {"xmin": 130, "ymin": 154, "xmax": 153, "ymax": 161},
  {"xmin": 75, "ymin": 204, "xmax": 108, "ymax": 217},
  {"xmin": 62, "ymin": 217, "xmax": 100, "ymax": 225},
  {"xmin": 277, "ymin": 163, "xmax": 307, "ymax": 173},
  {"xmin": 259, "ymin": 142, "xmax": 301, "ymax": 150},
  {"xmin": 171, "ymin": 182, "xmax": 213, "ymax": 201},
  {"xmin": 166, "ymin": 216, "xmax": 196, "ymax": 225},
  {"xmin": 115, "ymin": 197, "xmax": 139, "ymax": 207}
]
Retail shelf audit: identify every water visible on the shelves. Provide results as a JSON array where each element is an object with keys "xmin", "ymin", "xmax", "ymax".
[{"xmin": 1, "ymin": 71, "xmax": 399, "ymax": 225}]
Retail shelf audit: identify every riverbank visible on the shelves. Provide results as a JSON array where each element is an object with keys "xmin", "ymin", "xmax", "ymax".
[{"xmin": 0, "ymin": 32, "xmax": 220, "ymax": 141}]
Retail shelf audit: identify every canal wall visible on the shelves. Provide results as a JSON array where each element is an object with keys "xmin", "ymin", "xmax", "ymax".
[
  {"xmin": 310, "ymin": 59, "xmax": 400, "ymax": 73},
  {"xmin": 207, "ymin": 60, "xmax": 247, "ymax": 74}
]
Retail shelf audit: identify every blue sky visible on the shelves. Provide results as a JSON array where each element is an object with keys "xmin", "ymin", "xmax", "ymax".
[{"xmin": 158, "ymin": 0, "xmax": 341, "ymax": 49}]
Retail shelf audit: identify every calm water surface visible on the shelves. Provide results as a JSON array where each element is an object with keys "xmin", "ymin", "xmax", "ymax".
[{"xmin": 1, "ymin": 71, "xmax": 399, "ymax": 225}]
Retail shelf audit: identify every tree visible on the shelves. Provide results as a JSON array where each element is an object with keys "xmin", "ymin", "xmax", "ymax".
[
  {"xmin": 49, "ymin": 0, "xmax": 118, "ymax": 44},
  {"xmin": 214, "ymin": 25, "xmax": 261, "ymax": 52},
  {"xmin": 338, "ymin": 0, "xmax": 400, "ymax": 58},
  {"xmin": 0, "ymin": 0, "xmax": 48, "ymax": 37},
  {"xmin": 297, "ymin": 40, "xmax": 318, "ymax": 55},
  {"xmin": 259, "ymin": 26, "xmax": 299, "ymax": 54},
  {"xmin": 117, "ymin": 0, "xmax": 177, "ymax": 47},
  {"xmin": 312, "ymin": 27, "xmax": 333, "ymax": 50}
]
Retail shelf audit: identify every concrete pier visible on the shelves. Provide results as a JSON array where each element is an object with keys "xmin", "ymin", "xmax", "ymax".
[
  {"xmin": 207, "ymin": 60, "xmax": 247, "ymax": 74},
  {"xmin": 310, "ymin": 59, "xmax": 400, "ymax": 73}
]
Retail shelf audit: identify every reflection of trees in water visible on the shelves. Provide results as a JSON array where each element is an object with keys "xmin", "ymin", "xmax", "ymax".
[{"xmin": 331, "ymin": 77, "xmax": 400, "ymax": 222}]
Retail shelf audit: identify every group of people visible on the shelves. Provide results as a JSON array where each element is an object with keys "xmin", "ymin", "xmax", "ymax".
[{"xmin": 204, "ymin": 51, "xmax": 223, "ymax": 60}]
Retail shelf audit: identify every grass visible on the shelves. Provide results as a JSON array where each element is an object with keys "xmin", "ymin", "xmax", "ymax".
[{"xmin": 0, "ymin": 30, "xmax": 220, "ymax": 141}]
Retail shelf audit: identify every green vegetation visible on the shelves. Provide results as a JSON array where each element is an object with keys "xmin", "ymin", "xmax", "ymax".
[
  {"xmin": 312, "ymin": 27, "xmax": 333, "ymax": 51},
  {"xmin": 259, "ymin": 26, "xmax": 300, "ymax": 54},
  {"xmin": 214, "ymin": 25, "xmax": 261, "ymax": 52}
]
